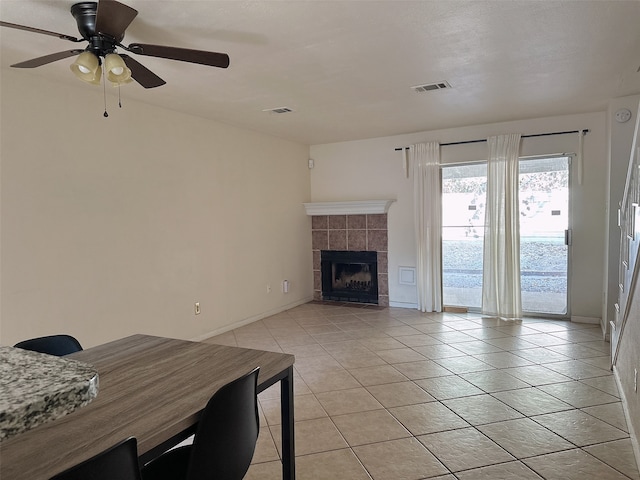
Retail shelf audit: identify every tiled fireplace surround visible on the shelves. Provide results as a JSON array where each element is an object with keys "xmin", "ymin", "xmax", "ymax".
[{"xmin": 312, "ymin": 214, "xmax": 389, "ymax": 306}]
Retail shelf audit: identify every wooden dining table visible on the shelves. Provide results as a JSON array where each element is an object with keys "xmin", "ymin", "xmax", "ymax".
[{"xmin": 0, "ymin": 334, "xmax": 296, "ymax": 480}]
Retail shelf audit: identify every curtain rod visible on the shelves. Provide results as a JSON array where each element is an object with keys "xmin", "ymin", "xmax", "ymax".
[{"xmin": 394, "ymin": 129, "xmax": 589, "ymax": 151}]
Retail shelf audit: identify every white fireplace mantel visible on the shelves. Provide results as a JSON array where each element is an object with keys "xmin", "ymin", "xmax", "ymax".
[{"xmin": 303, "ymin": 200, "xmax": 395, "ymax": 216}]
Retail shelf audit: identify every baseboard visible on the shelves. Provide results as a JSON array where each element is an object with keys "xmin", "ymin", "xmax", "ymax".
[
  {"xmin": 570, "ymin": 315, "xmax": 601, "ymax": 325},
  {"xmin": 190, "ymin": 296, "xmax": 314, "ymax": 342},
  {"xmin": 389, "ymin": 301, "xmax": 418, "ymax": 309},
  {"xmin": 613, "ymin": 365, "xmax": 640, "ymax": 475}
]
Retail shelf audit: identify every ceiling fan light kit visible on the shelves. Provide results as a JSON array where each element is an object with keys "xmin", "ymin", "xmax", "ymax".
[{"xmin": 1, "ymin": 0, "xmax": 230, "ymax": 103}]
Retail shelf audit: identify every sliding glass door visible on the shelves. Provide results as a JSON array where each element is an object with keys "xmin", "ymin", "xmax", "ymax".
[
  {"xmin": 442, "ymin": 163, "xmax": 487, "ymax": 309},
  {"xmin": 442, "ymin": 156, "xmax": 570, "ymax": 315},
  {"xmin": 519, "ymin": 157, "xmax": 569, "ymax": 315}
]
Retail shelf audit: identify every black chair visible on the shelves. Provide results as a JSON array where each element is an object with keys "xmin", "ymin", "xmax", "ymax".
[
  {"xmin": 50, "ymin": 437, "xmax": 142, "ymax": 480},
  {"xmin": 14, "ymin": 334, "xmax": 83, "ymax": 356},
  {"xmin": 141, "ymin": 368, "xmax": 260, "ymax": 480}
]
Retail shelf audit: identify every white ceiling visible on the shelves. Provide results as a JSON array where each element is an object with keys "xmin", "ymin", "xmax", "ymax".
[{"xmin": 1, "ymin": 0, "xmax": 639, "ymax": 145}]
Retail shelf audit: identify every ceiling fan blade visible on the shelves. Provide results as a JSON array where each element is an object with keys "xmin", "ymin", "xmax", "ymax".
[
  {"xmin": 95, "ymin": 0, "xmax": 138, "ymax": 40},
  {"xmin": 121, "ymin": 55, "xmax": 166, "ymax": 88},
  {"xmin": 127, "ymin": 43, "xmax": 230, "ymax": 69},
  {"xmin": 11, "ymin": 50, "xmax": 84, "ymax": 68},
  {"xmin": 0, "ymin": 21, "xmax": 81, "ymax": 42}
]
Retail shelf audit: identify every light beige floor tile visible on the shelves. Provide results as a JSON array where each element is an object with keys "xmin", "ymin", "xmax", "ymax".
[
  {"xmin": 300, "ymin": 369, "xmax": 361, "ymax": 393},
  {"xmin": 523, "ymin": 449, "xmax": 631, "ymax": 480},
  {"xmin": 542, "ymin": 359, "xmax": 612, "ymax": 380},
  {"xmin": 412, "ymin": 344, "xmax": 467, "ymax": 359},
  {"xmin": 442, "ymin": 320, "xmax": 482, "ymax": 330},
  {"xmin": 454, "ymin": 461, "xmax": 544, "ymax": 479},
  {"xmin": 583, "ymin": 438, "xmax": 640, "ymax": 480},
  {"xmin": 471, "ymin": 351, "xmax": 534, "ymax": 369},
  {"xmin": 433, "ymin": 355, "xmax": 494, "ymax": 374},
  {"xmin": 492, "ymin": 325, "xmax": 539, "ymax": 336},
  {"xmin": 418, "ymin": 427, "xmax": 513, "ymax": 471},
  {"xmin": 579, "ymin": 375, "xmax": 620, "ymax": 397},
  {"xmin": 294, "ymin": 316, "xmax": 333, "ymax": 327},
  {"xmin": 226, "ymin": 303, "xmax": 634, "ymax": 479},
  {"xmin": 511, "ymin": 346, "xmax": 571, "ymax": 364},
  {"xmin": 337, "ymin": 321, "xmax": 379, "ymax": 332},
  {"xmin": 532, "ymin": 410, "xmax": 629, "ymax": 446},
  {"xmin": 577, "ymin": 340, "xmax": 611, "ymax": 354},
  {"xmin": 303, "ymin": 324, "xmax": 343, "ymax": 336},
  {"xmin": 492, "ymin": 387, "xmax": 573, "ymax": 416},
  {"xmin": 484, "ymin": 336, "xmax": 538, "ymax": 351},
  {"xmin": 202, "ymin": 331, "xmax": 237, "ymax": 346},
  {"xmin": 270, "ymin": 417, "xmax": 347, "ymax": 456},
  {"xmin": 460, "ymin": 370, "xmax": 530, "ymax": 393},
  {"xmin": 312, "ymin": 332, "xmax": 357, "ymax": 344},
  {"xmin": 315, "ymin": 387, "xmax": 383, "ymax": 416},
  {"xmin": 389, "ymin": 402, "xmax": 469, "ymax": 435},
  {"xmin": 366, "ymin": 381, "xmax": 435, "ymax": 408},
  {"xmin": 376, "ymin": 348, "xmax": 427, "ymax": 364},
  {"xmin": 357, "ymin": 336, "xmax": 408, "ymax": 350},
  {"xmin": 546, "ymin": 343, "xmax": 605, "ymax": 359},
  {"xmin": 581, "ymin": 402, "xmax": 628, "ymax": 432},
  {"xmin": 261, "ymin": 393, "xmax": 327, "ymax": 425},
  {"xmin": 294, "ymin": 354, "xmax": 344, "ymax": 375},
  {"xmin": 414, "ymin": 375, "xmax": 484, "ymax": 400},
  {"xmin": 348, "ymin": 364, "xmax": 408, "ymax": 386},
  {"xmin": 443, "ymin": 394, "xmax": 523, "ymax": 425},
  {"xmin": 462, "ymin": 328, "xmax": 510, "ymax": 340},
  {"xmin": 237, "ymin": 337, "xmax": 284, "ymax": 351},
  {"xmin": 284, "ymin": 343, "xmax": 329, "ymax": 358},
  {"xmin": 382, "ymin": 325, "xmax": 424, "ymax": 337},
  {"xmin": 393, "ymin": 360, "xmax": 452, "ymax": 380},
  {"xmin": 428, "ymin": 331, "xmax": 478, "ymax": 344},
  {"xmin": 449, "ymin": 340, "xmax": 504, "ymax": 355},
  {"xmin": 503, "ymin": 365, "xmax": 573, "ymax": 385},
  {"xmin": 252, "ymin": 428, "xmax": 280, "ymax": 463},
  {"xmin": 330, "ymin": 352, "xmax": 387, "ymax": 369},
  {"xmin": 414, "ymin": 324, "xmax": 455, "ymax": 335},
  {"xmin": 477, "ymin": 417, "xmax": 574, "ymax": 457},
  {"xmin": 394, "ymin": 334, "xmax": 443, "ymax": 347},
  {"xmin": 519, "ymin": 332, "xmax": 569, "ymax": 347},
  {"xmin": 295, "ymin": 449, "xmax": 373, "ymax": 480},
  {"xmin": 322, "ymin": 340, "xmax": 372, "ymax": 356},
  {"xmin": 332, "ymin": 409, "xmax": 412, "ymax": 446},
  {"xmin": 538, "ymin": 380, "xmax": 620, "ymax": 408},
  {"xmin": 578, "ymin": 355, "xmax": 613, "ymax": 370},
  {"xmin": 245, "ymin": 460, "xmax": 284, "ymax": 480},
  {"xmin": 353, "ymin": 437, "xmax": 449, "ymax": 480}
]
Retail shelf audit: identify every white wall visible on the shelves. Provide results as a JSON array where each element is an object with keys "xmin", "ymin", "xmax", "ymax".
[
  {"xmin": 310, "ymin": 112, "xmax": 607, "ymax": 321},
  {"xmin": 604, "ymin": 95, "xmax": 640, "ymax": 335},
  {"xmin": 614, "ymin": 98, "xmax": 640, "ymax": 462},
  {"xmin": 0, "ymin": 70, "xmax": 312, "ymax": 348}
]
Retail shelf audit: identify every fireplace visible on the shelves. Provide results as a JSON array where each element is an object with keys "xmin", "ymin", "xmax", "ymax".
[{"xmin": 321, "ymin": 250, "xmax": 378, "ymax": 304}]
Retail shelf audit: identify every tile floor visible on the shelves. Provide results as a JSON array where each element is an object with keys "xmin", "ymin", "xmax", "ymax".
[{"xmin": 205, "ymin": 302, "xmax": 640, "ymax": 480}]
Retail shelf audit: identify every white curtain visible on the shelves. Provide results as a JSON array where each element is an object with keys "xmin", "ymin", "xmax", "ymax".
[
  {"xmin": 482, "ymin": 133, "xmax": 522, "ymax": 320},
  {"xmin": 411, "ymin": 142, "xmax": 442, "ymax": 312}
]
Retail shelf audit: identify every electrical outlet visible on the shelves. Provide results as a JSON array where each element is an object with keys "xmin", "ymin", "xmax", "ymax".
[
  {"xmin": 635, "ymin": 368, "xmax": 637, "ymax": 393},
  {"xmin": 194, "ymin": 302, "xmax": 201, "ymax": 315}
]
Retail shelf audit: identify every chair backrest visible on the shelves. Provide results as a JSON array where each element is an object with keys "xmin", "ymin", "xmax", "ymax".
[
  {"xmin": 186, "ymin": 367, "xmax": 260, "ymax": 480},
  {"xmin": 14, "ymin": 334, "xmax": 83, "ymax": 356},
  {"xmin": 49, "ymin": 437, "xmax": 142, "ymax": 480}
]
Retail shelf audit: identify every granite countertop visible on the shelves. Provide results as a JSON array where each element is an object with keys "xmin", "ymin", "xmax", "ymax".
[{"xmin": 0, "ymin": 346, "xmax": 99, "ymax": 441}]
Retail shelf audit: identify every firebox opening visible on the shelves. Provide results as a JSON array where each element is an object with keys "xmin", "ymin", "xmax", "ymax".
[{"xmin": 321, "ymin": 250, "xmax": 378, "ymax": 304}]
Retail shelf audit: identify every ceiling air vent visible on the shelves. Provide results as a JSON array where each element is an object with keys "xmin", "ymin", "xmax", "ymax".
[
  {"xmin": 411, "ymin": 81, "xmax": 451, "ymax": 93},
  {"xmin": 263, "ymin": 107, "xmax": 293, "ymax": 114}
]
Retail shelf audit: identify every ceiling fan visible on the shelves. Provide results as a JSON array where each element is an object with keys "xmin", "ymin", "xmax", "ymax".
[{"xmin": 0, "ymin": 0, "xmax": 230, "ymax": 89}]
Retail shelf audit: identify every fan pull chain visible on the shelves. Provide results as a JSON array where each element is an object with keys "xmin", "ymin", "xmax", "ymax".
[
  {"xmin": 118, "ymin": 85, "xmax": 122, "ymax": 108},
  {"xmin": 102, "ymin": 64, "xmax": 109, "ymax": 118}
]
